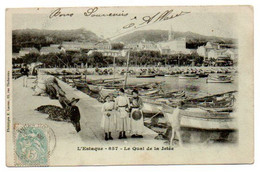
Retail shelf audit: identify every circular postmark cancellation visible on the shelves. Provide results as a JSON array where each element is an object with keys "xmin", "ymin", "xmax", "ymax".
[{"xmin": 13, "ymin": 124, "xmax": 56, "ymax": 166}]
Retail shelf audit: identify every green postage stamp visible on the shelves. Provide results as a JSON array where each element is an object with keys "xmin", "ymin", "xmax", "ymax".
[{"xmin": 13, "ymin": 124, "xmax": 49, "ymax": 166}]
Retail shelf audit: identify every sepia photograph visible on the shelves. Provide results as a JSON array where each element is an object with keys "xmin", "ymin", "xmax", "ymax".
[{"xmin": 5, "ymin": 6, "xmax": 254, "ymax": 166}]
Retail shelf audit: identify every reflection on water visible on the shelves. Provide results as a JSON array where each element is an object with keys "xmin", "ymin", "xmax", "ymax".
[{"xmin": 126, "ymin": 73, "xmax": 238, "ymax": 98}]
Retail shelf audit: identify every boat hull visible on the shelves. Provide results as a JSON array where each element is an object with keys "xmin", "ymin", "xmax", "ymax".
[
  {"xmin": 206, "ymin": 79, "xmax": 232, "ymax": 83},
  {"xmin": 136, "ymin": 75, "xmax": 156, "ymax": 78}
]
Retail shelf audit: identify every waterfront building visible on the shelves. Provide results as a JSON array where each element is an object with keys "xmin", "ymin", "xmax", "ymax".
[
  {"xmin": 223, "ymin": 49, "xmax": 238, "ymax": 60},
  {"xmin": 215, "ymin": 55, "xmax": 233, "ymax": 66},
  {"xmin": 197, "ymin": 42, "xmax": 220, "ymax": 57},
  {"xmin": 126, "ymin": 39, "xmax": 159, "ymax": 52},
  {"xmin": 158, "ymin": 27, "xmax": 191, "ymax": 55},
  {"xmin": 207, "ymin": 48, "xmax": 238, "ymax": 60},
  {"xmin": 208, "ymin": 49, "xmax": 227, "ymax": 59},
  {"xmin": 87, "ymin": 49, "xmax": 127, "ymax": 57}
]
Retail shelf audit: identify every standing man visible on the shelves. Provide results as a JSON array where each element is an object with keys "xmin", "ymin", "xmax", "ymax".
[
  {"xmin": 130, "ymin": 89, "xmax": 144, "ymax": 138},
  {"xmin": 20, "ymin": 64, "xmax": 30, "ymax": 87},
  {"xmin": 114, "ymin": 88, "xmax": 130, "ymax": 139}
]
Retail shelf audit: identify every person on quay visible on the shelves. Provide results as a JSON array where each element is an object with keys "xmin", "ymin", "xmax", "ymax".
[
  {"xmin": 68, "ymin": 98, "xmax": 81, "ymax": 133},
  {"xmin": 101, "ymin": 94, "xmax": 116, "ymax": 141},
  {"xmin": 114, "ymin": 88, "xmax": 131, "ymax": 139},
  {"xmin": 129, "ymin": 89, "xmax": 144, "ymax": 138},
  {"xmin": 163, "ymin": 101, "xmax": 184, "ymax": 146},
  {"xmin": 20, "ymin": 64, "xmax": 30, "ymax": 87}
]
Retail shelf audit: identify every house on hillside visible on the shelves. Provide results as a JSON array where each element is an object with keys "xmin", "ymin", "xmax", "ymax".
[
  {"xmin": 40, "ymin": 47, "xmax": 61, "ymax": 55},
  {"xmin": 19, "ymin": 47, "xmax": 39, "ymax": 57}
]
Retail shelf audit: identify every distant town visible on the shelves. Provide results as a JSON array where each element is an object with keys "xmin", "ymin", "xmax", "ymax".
[{"xmin": 12, "ymin": 28, "xmax": 238, "ymax": 68}]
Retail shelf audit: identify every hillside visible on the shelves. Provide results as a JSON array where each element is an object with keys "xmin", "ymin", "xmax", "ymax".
[
  {"xmin": 114, "ymin": 30, "xmax": 236, "ymax": 49},
  {"xmin": 12, "ymin": 28, "xmax": 101, "ymax": 53}
]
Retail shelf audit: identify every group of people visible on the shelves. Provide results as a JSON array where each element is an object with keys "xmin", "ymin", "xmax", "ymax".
[{"xmin": 101, "ymin": 88, "xmax": 144, "ymax": 141}]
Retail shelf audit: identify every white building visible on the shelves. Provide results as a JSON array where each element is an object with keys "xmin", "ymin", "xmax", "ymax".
[
  {"xmin": 207, "ymin": 48, "xmax": 238, "ymax": 60},
  {"xmin": 126, "ymin": 39, "xmax": 159, "ymax": 51},
  {"xmin": 197, "ymin": 42, "xmax": 220, "ymax": 57},
  {"xmin": 40, "ymin": 47, "xmax": 61, "ymax": 55},
  {"xmin": 158, "ymin": 27, "xmax": 191, "ymax": 54},
  {"xmin": 87, "ymin": 50, "xmax": 127, "ymax": 57},
  {"xmin": 224, "ymin": 49, "xmax": 238, "ymax": 60},
  {"xmin": 19, "ymin": 47, "xmax": 39, "ymax": 57}
]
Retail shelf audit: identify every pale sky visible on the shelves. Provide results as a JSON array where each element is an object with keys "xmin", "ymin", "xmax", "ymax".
[{"xmin": 12, "ymin": 7, "xmax": 238, "ymax": 40}]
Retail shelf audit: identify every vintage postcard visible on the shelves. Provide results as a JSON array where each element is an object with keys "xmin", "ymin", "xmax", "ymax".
[{"xmin": 6, "ymin": 6, "xmax": 254, "ymax": 166}]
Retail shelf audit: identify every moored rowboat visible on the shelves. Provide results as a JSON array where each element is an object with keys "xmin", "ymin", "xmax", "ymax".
[
  {"xmin": 136, "ymin": 74, "xmax": 156, "ymax": 78},
  {"xmin": 179, "ymin": 74, "xmax": 199, "ymax": 79}
]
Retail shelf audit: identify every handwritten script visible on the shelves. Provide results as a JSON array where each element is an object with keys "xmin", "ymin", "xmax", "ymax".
[
  {"xmin": 123, "ymin": 10, "xmax": 191, "ymax": 29},
  {"xmin": 48, "ymin": 8, "xmax": 191, "ymax": 39},
  {"xmin": 49, "ymin": 7, "xmax": 128, "ymax": 19}
]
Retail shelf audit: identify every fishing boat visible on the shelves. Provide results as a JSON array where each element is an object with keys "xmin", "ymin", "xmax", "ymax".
[
  {"xmin": 144, "ymin": 90, "xmax": 185, "ymax": 99},
  {"xmin": 136, "ymin": 74, "xmax": 156, "ymax": 78},
  {"xmin": 87, "ymin": 84, "xmax": 101, "ymax": 93},
  {"xmin": 179, "ymin": 74, "xmax": 199, "ymax": 79},
  {"xmin": 62, "ymin": 75, "xmax": 82, "ymax": 80},
  {"xmin": 164, "ymin": 74, "xmax": 178, "ymax": 77},
  {"xmin": 197, "ymin": 73, "xmax": 209, "ymax": 78},
  {"xmin": 180, "ymin": 108, "xmax": 236, "ymax": 130},
  {"xmin": 199, "ymin": 106, "xmax": 234, "ymax": 112},
  {"xmin": 143, "ymin": 102, "xmax": 236, "ymax": 130},
  {"xmin": 206, "ymin": 75, "xmax": 232, "ymax": 83},
  {"xmin": 183, "ymin": 91, "xmax": 236, "ymax": 108}
]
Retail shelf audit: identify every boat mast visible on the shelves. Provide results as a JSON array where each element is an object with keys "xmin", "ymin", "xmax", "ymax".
[
  {"xmin": 124, "ymin": 50, "xmax": 130, "ymax": 89},
  {"xmin": 113, "ymin": 56, "xmax": 116, "ymax": 86}
]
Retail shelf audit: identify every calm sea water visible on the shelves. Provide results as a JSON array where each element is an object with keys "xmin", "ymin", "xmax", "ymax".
[{"xmin": 87, "ymin": 73, "xmax": 238, "ymax": 98}]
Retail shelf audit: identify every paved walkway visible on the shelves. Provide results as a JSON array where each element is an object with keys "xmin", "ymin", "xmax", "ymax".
[{"xmin": 13, "ymin": 76, "xmax": 164, "ymax": 148}]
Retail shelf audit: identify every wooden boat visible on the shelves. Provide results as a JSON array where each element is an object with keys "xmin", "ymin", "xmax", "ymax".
[
  {"xmin": 180, "ymin": 114, "xmax": 236, "ymax": 130},
  {"xmin": 88, "ymin": 84, "xmax": 101, "ymax": 93},
  {"xmin": 199, "ymin": 106, "xmax": 234, "ymax": 112},
  {"xmin": 197, "ymin": 73, "xmax": 209, "ymax": 78},
  {"xmin": 206, "ymin": 75, "xmax": 232, "ymax": 83},
  {"xmin": 62, "ymin": 75, "xmax": 82, "ymax": 80},
  {"xmin": 179, "ymin": 74, "xmax": 199, "ymax": 79},
  {"xmin": 207, "ymin": 78, "xmax": 232, "ymax": 83},
  {"xmin": 143, "ymin": 103, "xmax": 236, "ymax": 130},
  {"xmin": 165, "ymin": 74, "xmax": 178, "ymax": 77},
  {"xmin": 144, "ymin": 90, "xmax": 185, "ymax": 99},
  {"xmin": 136, "ymin": 74, "xmax": 156, "ymax": 78},
  {"xmin": 139, "ymin": 89, "xmax": 160, "ymax": 96},
  {"xmin": 183, "ymin": 91, "xmax": 236, "ymax": 108},
  {"xmin": 162, "ymin": 105, "xmax": 236, "ymax": 130}
]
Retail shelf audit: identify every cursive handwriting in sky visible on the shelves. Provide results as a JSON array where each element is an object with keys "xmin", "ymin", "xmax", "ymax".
[{"xmin": 12, "ymin": 7, "xmax": 238, "ymax": 39}]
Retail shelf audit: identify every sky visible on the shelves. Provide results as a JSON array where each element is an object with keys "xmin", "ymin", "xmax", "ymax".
[{"xmin": 11, "ymin": 7, "xmax": 238, "ymax": 40}]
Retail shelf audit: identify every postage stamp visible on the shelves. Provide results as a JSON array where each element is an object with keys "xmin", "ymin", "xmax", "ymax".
[{"xmin": 13, "ymin": 124, "xmax": 52, "ymax": 166}]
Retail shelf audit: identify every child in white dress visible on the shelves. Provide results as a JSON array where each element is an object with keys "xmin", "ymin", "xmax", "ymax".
[{"xmin": 101, "ymin": 94, "xmax": 116, "ymax": 141}]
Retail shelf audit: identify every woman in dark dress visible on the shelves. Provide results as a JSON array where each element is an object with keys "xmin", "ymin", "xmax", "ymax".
[{"xmin": 20, "ymin": 64, "xmax": 29, "ymax": 87}]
